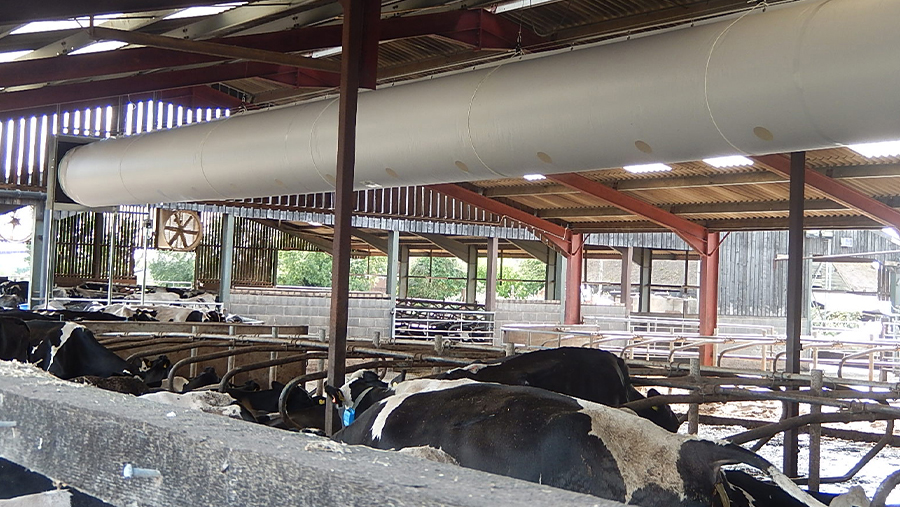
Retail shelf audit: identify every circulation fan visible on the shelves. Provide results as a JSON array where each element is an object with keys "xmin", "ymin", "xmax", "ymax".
[
  {"xmin": 0, "ymin": 206, "xmax": 34, "ymax": 243},
  {"xmin": 154, "ymin": 209, "xmax": 202, "ymax": 251}
]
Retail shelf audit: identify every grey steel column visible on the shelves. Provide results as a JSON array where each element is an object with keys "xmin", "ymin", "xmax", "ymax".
[
  {"xmin": 29, "ymin": 201, "xmax": 45, "ymax": 308},
  {"xmin": 466, "ymin": 245, "xmax": 478, "ymax": 304},
  {"xmin": 545, "ymin": 250, "xmax": 558, "ymax": 301},
  {"xmin": 784, "ymin": 150, "xmax": 806, "ymax": 477},
  {"xmin": 485, "ymin": 237, "xmax": 498, "ymax": 312},
  {"xmin": 637, "ymin": 248, "xmax": 652, "ymax": 313},
  {"xmin": 218, "ymin": 213, "xmax": 235, "ymax": 308},
  {"xmin": 398, "ymin": 245, "xmax": 409, "ymax": 299},
  {"xmin": 620, "ymin": 246, "xmax": 633, "ymax": 315},
  {"xmin": 386, "ymin": 228, "xmax": 400, "ymax": 299}
]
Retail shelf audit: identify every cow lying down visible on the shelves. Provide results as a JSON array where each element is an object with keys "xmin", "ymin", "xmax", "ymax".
[{"xmin": 332, "ymin": 375, "xmax": 841, "ymax": 507}]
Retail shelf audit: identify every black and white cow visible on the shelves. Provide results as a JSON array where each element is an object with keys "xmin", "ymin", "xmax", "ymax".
[
  {"xmin": 433, "ymin": 347, "xmax": 681, "ymax": 432},
  {"xmin": 714, "ymin": 471, "xmax": 869, "ymax": 507},
  {"xmin": 230, "ymin": 381, "xmax": 336, "ymax": 430},
  {"xmin": 332, "ymin": 374, "xmax": 827, "ymax": 507},
  {"xmin": 0, "ymin": 317, "xmax": 169, "ymax": 387}
]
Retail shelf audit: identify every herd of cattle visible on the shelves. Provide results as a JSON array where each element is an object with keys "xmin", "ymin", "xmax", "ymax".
[{"xmin": 0, "ymin": 307, "xmax": 874, "ymax": 506}]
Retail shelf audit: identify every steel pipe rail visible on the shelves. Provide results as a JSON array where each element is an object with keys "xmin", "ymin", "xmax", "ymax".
[
  {"xmin": 872, "ymin": 470, "xmax": 900, "ymax": 507},
  {"xmin": 217, "ymin": 352, "xmax": 327, "ymax": 392},
  {"xmin": 792, "ymin": 420, "xmax": 895, "ymax": 486},
  {"xmin": 124, "ymin": 341, "xmax": 232, "ymax": 363},
  {"xmin": 166, "ymin": 345, "xmax": 299, "ymax": 391},
  {"xmin": 726, "ymin": 412, "xmax": 898, "ymax": 446}
]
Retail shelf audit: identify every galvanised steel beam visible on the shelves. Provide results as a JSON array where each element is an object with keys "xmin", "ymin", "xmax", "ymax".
[
  {"xmin": 754, "ymin": 154, "xmax": 900, "ymax": 231},
  {"xmin": 427, "ymin": 183, "xmax": 571, "ymax": 254},
  {"xmin": 351, "ymin": 227, "xmax": 389, "ymax": 254},
  {"xmin": 88, "ymin": 26, "xmax": 342, "ymax": 73},
  {"xmin": 0, "ymin": 62, "xmax": 295, "ymax": 114},
  {"xmin": 0, "ymin": 1, "xmax": 222, "ymax": 24},
  {"xmin": 0, "ymin": 10, "xmax": 541, "ymax": 89},
  {"xmin": 549, "ymin": 172, "xmax": 720, "ymax": 361},
  {"xmin": 326, "ymin": 0, "xmax": 380, "ymax": 436},
  {"xmin": 547, "ymin": 173, "xmax": 709, "ymax": 254}
]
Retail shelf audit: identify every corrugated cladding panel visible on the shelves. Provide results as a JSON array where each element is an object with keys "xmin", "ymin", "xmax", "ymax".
[
  {"xmin": 587, "ymin": 231, "xmax": 689, "ymax": 250},
  {"xmin": 719, "ymin": 231, "xmax": 787, "ymax": 317}
]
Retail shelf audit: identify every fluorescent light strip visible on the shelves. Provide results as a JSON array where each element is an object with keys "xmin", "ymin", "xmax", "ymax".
[
  {"xmin": 702, "ymin": 155, "xmax": 754, "ymax": 168},
  {"xmin": 11, "ymin": 14, "xmax": 123, "ymax": 35},
  {"xmin": 494, "ymin": 0, "xmax": 559, "ymax": 13},
  {"xmin": 164, "ymin": 2, "xmax": 247, "ymax": 20},
  {"xmin": 523, "ymin": 174, "xmax": 546, "ymax": 181},
  {"xmin": 0, "ymin": 50, "xmax": 33, "ymax": 63},
  {"xmin": 311, "ymin": 46, "xmax": 342, "ymax": 59},
  {"xmin": 623, "ymin": 163, "xmax": 672, "ymax": 174},
  {"xmin": 848, "ymin": 140, "xmax": 900, "ymax": 158},
  {"xmin": 68, "ymin": 41, "xmax": 127, "ymax": 55}
]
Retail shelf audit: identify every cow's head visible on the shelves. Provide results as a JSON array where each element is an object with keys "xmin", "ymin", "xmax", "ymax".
[
  {"xmin": 637, "ymin": 388, "xmax": 682, "ymax": 432},
  {"xmin": 324, "ymin": 370, "xmax": 400, "ymax": 426}
]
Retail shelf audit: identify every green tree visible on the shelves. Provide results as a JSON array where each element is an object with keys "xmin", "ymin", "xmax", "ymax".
[
  {"xmin": 148, "ymin": 250, "xmax": 195, "ymax": 282},
  {"xmin": 407, "ymin": 256, "xmax": 466, "ymax": 300},
  {"xmin": 477, "ymin": 257, "xmax": 546, "ymax": 300},
  {"xmin": 277, "ymin": 251, "xmax": 332, "ymax": 287},
  {"xmin": 500, "ymin": 258, "xmax": 546, "ymax": 299},
  {"xmin": 350, "ymin": 256, "xmax": 387, "ymax": 291}
]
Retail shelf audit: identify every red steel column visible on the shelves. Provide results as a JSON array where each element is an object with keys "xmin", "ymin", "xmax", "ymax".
[
  {"xmin": 698, "ymin": 232, "xmax": 719, "ymax": 365},
  {"xmin": 564, "ymin": 233, "xmax": 583, "ymax": 324},
  {"xmin": 325, "ymin": 0, "xmax": 379, "ymax": 436}
]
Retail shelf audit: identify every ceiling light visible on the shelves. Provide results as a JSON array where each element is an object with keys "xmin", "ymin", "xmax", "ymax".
[
  {"xmin": 164, "ymin": 2, "xmax": 247, "ymax": 20},
  {"xmin": 848, "ymin": 140, "xmax": 900, "ymax": 158},
  {"xmin": 702, "ymin": 155, "xmax": 753, "ymax": 168},
  {"xmin": 0, "ymin": 50, "xmax": 33, "ymax": 63},
  {"xmin": 623, "ymin": 163, "xmax": 672, "ymax": 174},
  {"xmin": 68, "ymin": 41, "xmax": 127, "ymax": 55},
  {"xmin": 523, "ymin": 174, "xmax": 546, "ymax": 181},
  {"xmin": 494, "ymin": 0, "xmax": 560, "ymax": 14},
  {"xmin": 11, "ymin": 14, "xmax": 123, "ymax": 35},
  {"xmin": 310, "ymin": 46, "xmax": 342, "ymax": 59}
]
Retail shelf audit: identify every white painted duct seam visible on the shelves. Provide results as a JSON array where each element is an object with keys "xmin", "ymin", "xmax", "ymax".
[{"xmin": 58, "ymin": 0, "xmax": 900, "ymax": 207}]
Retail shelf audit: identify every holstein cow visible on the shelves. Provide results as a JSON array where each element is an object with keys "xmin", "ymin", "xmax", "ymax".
[
  {"xmin": 0, "ymin": 317, "xmax": 169, "ymax": 387},
  {"xmin": 228, "ymin": 380, "xmax": 336, "ymax": 430},
  {"xmin": 331, "ymin": 373, "xmax": 828, "ymax": 507},
  {"xmin": 714, "ymin": 470, "xmax": 869, "ymax": 507},
  {"xmin": 434, "ymin": 347, "xmax": 681, "ymax": 432}
]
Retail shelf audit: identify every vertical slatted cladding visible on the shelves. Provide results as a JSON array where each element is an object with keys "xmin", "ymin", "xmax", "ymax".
[
  {"xmin": 195, "ymin": 212, "xmax": 223, "ymax": 289},
  {"xmin": 234, "ymin": 186, "xmax": 514, "ymax": 230},
  {"xmin": 232, "ymin": 218, "xmax": 278, "ymax": 286},
  {"xmin": 1, "ymin": 100, "xmax": 230, "ymax": 192},
  {"xmin": 195, "ymin": 215, "xmax": 315, "ymax": 289},
  {"xmin": 54, "ymin": 208, "xmax": 144, "ymax": 284}
]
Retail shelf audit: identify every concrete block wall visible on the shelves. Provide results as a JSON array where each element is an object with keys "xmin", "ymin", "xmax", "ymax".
[{"xmin": 230, "ymin": 289, "xmax": 392, "ymax": 340}]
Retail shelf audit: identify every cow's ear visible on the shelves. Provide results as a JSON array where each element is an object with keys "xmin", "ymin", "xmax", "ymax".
[
  {"xmin": 324, "ymin": 384, "xmax": 344, "ymax": 405},
  {"xmin": 389, "ymin": 370, "xmax": 406, "ymax": 387}
]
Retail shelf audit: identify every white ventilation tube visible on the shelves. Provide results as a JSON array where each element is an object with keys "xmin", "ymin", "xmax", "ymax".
[{"xmin": 59, "ymin": 0, "xmax": 900, "ymax": 207}]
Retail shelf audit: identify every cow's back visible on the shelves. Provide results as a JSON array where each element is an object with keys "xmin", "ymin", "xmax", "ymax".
[
  {"xmin": 336, "ymin": 381, "xmax": 699, "ymax": 506},
  {"xmin": 439, "ymin": 348, "xmax": 632, "ymax": 406}
]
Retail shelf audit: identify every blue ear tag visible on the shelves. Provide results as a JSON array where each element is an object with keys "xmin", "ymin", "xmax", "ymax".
[{"xmin": 341, "ymin": 407, "xmax": 356, "ymax": 427}]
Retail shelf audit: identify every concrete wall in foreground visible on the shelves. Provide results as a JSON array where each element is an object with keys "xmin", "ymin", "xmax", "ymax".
[{"xmin": 0, "ymin": 362, "xmax": 622, "ymax": 507}]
